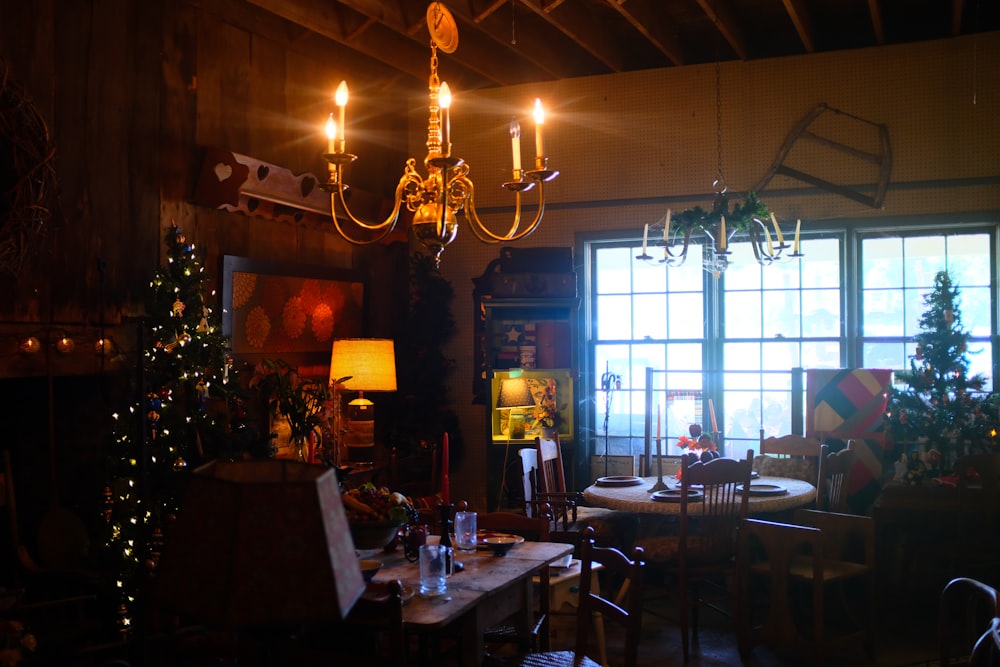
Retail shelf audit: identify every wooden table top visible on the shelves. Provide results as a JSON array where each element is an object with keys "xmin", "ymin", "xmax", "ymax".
[
  {"xmin": 365, "ymin": 540, "xmax": 574, "ymax": 629},
  {"xmin": 582, "ymin": 475, "xmax": 816, "ymax": 515}
]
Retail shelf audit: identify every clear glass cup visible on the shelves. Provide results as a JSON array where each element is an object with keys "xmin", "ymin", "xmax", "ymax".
[
  {"xmin": 454, "ymin": 511, "xmax": 478, "ymax": 553},
  {"xmin": 418, "ymin": 543, "xmax": 448, "ymax": 597}
]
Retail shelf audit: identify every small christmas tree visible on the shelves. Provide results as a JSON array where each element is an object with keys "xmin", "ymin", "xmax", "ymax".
[
  {"xmin": 101, "ymin": 222, "xmax": 248, "ymax": 633},
  {"xmin": 886, "ymin": 270, "xmax": 998, "ymax": 470}
]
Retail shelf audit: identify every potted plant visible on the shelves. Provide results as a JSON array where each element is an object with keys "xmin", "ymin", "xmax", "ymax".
[{"xmin": 250, "ymin": 358, "xmax": 330, "ymax": 462}]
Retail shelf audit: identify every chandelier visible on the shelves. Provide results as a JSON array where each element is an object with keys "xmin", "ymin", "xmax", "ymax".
[
  {"xmin": 321, "ymin": 2, "xmax": 558, "ymax": 265},
  {"xmin": 638, "ymin": 9, "xmax": 802, "ymax": 277}
]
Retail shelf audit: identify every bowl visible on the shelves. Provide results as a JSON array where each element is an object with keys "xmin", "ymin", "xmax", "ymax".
[
  {"xmin": 349, "ymin": 520, "xmax": 402, "ymax": 550},
  {"xmin": 358, "ymin": 558, "xmax": 382, "ymax": 582},
  {"xmin": 484, "ymin": 536, "xmax": 518, "ymax": 556}
]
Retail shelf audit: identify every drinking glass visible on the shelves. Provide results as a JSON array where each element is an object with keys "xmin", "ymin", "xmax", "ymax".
[
  {"xmin": 418, "ymin": 543, "xmax": 448, "ymax": 597},
  {"xmin": 454, "ymin": 511, "xmax": 478, "ymax": 553}
]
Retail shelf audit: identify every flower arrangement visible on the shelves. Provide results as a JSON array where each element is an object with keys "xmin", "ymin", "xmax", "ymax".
[
  {"xmin": 0, "ymin": 619, "xmax": 36, "ymax": 667},
  {"xmin": 530, "ymin": 378, "xmax": 564, "ymax": 432},
  {"xmin": 250, "ymin": 359, "xmax": 330, "ymax": 443}
]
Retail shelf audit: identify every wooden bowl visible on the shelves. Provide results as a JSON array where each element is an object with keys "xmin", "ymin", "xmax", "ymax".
[
  {"xmin": 349, "ymin": 520, "xmax": 402, "ymax": 550},
  {"xmin": 358, "ymin": 558, "xmax": 382, "ymax": 582},
  {"xmin": 484, "ymin": 536, "xmax": 518, "ymax": 556}
]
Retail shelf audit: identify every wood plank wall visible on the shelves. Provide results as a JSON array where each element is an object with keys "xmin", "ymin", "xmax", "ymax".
[{"xmin": 0, "ymin": 0, "xmax": 416, "ymax": 378}]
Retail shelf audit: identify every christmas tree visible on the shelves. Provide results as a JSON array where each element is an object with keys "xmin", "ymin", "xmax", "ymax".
[
  {"xmin": 886, "ymin": 270, "xmax": 998, "ymax": 468},
  {"xmin": 101, "ymin": 222, "xmax": 247, "ymax": 632}
]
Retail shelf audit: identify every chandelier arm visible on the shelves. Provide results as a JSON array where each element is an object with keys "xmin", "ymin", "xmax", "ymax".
[
  {"xmin": 661, "ymin": 228, "xmax": 693, "ymax": 266},
  {"xmin": 463, "ymin": 182, "xmax": 547, "ymax": 243},
  {"xmin": 329, "ymin": 163, "xmax": 420, "ymax": 237}
]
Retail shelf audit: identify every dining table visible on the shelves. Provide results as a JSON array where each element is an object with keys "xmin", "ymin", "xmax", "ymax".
[
  {"xmin": 363, "ymin": 538, "xmax": 574, "ymax": 667},
  {"xmin": 582, "ymin": 474, "xmax": 816, "ymax": 516}
]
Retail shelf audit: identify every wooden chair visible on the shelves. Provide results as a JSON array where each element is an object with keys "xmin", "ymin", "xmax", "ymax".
[
  {"xmin": 484, "ymin": 526, "xmax": 646, "ymax": 667},
  {"xmin": 756, "ymin": 431, "xmax": 823, "ymax": 485},
  {"xmin": 532, "ymin": 434, "xmax": 633, "ymax": 553},
  {"xmin": 816, "ymin": 442, "xmax": 855, "ymax": 513},
  {"xmin": 458, "ymin": 502, "xmax": 556, "ymax": 655},
  {"xmin": 635, "ymin": 449, "xmax": 754, "ymax": 663},
  {"xmin": 736, "ymin": 509, "xmax": 876, "ymax": 666},
  {"xmin": 939, "ymin": 577, "xmax": 1000, "ymax": 666}
]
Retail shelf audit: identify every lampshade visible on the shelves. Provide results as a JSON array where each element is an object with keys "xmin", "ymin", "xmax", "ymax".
[
  {"xmin": 154, "ymin": 460, "xmax": 364, "ymax": 629},
  {"xmin": 497, "ymin": 376, "xmax": 535, "ymax": 409},
  {"xmin": 329, "ymin": 338, "xmax": 397, "ymax": 392}
]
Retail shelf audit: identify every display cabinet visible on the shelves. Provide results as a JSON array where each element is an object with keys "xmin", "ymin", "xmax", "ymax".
[{"xmin": 473, "ymin": 248, "xmax": 579, "ymax": 510}]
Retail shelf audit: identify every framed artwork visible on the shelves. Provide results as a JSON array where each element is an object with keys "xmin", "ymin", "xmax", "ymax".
[
  {"xmin": 490, "ymin": 369, "xmax": 574, "ymax": 443},
  {"xmin": 221, "ymin": 255, "xmax": 367, "ymax": 367}
]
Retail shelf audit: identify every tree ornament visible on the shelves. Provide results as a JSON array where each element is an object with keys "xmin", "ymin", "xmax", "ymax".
[
  {"xmin": 172, "ymin": 457, "xmax": 187, "ymax": 471},
  {"xmin": 914, "ymin": 344, "xmax": 922, "ymax": 359}
]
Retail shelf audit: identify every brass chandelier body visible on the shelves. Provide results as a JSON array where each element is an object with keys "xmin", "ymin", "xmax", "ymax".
[{"xmin": 322, "ymin": 3, "xmax": 558, "ymax": 265}]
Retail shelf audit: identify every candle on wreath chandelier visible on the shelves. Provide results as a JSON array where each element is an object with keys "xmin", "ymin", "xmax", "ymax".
[
  {"xmin": 663, "ymin": 209, "xmax": 671, "ymax": 242},
  {"xmin": 770, "ymin": 212, "xmax": 784, "ymax": 245},
  {"xmin": 793, "ymin": 219, "xmax": 801, "ymax": 254},
  {"xmin": 719, "ymin": 215, "xmax": 727, "ymax": 251},
  {"xmin": 642, "ymin": 224, "xmax": 649, "ymax": 255}
]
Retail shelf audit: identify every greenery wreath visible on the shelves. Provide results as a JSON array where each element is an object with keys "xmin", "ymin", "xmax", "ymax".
[
  {"xmin": 667, "ymin": 190, "xmax": 770, "ymax": 236},
  {"xmin": 0, "ymin": 57, "xmax": 57, "ymax": 276}
]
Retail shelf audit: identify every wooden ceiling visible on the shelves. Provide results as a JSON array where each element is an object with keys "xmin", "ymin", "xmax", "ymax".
[{"xmin": 244, "ymin": 0, "xmax": 998, "ymax": 90}]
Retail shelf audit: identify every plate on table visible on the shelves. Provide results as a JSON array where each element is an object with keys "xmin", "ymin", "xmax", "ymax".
[
  {"xmin": 476, "ymin": 531, "xmax": 526, "ymax": 549},
  {"xmin": 596, "ymin": 475, "xmax": 643, "ymax": 487},
  {"xmin": 737, "ymin": 483, "xmax": 788, "ymax": 496},
  {"xmin": 751, "ymin": 470, "xmax": 760, "ymax": 479},
  {"xmin": 650, "ymin": 488, "xmax": 704, "ymax": 503}
]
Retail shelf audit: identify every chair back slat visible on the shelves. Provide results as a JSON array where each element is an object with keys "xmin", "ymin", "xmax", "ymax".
[
  {"xmin": 816, "ymin": 443, "xmax": 855, "ymax": 512},
  {"xmin": 575, "ymin": 527, "xmax": 646, "ymax": 667}
]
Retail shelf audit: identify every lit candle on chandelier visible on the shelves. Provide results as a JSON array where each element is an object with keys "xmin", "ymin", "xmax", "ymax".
[
  {"xmin": 510, "ymin": 119, "xmax": 522, "ymax": 172},
  {"xmin": 325, "ymin": 114, "xmax": 336, "ymax": 176},
  {"xmin": 533, "ymin": 98, "xmax": 545, "ymax": 159},
  {"xmin": 439, "ymin": 81, "xmax": 452, "ymax": 157},
  {"xmin": 334, "ymin": 81, "xmax": 349, "ymax": 153},
  {"xmin": 719, "ymin": 215, "xmax": 727, "ymax": 251}
]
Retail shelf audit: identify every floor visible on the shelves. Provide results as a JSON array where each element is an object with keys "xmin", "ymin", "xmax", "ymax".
[{"xmin": 543, "ymin": 575, "xmax": 945, "ymax": 667}]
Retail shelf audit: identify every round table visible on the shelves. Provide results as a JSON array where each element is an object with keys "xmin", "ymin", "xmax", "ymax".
[{"xmin": 582, "ymin": 475, "xmax": 816, "ymax": 515}]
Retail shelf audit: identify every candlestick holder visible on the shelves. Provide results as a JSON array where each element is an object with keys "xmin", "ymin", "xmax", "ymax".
[{"xmin": 648, "ymin": 437, "xmax": 669, "ymax": 492}]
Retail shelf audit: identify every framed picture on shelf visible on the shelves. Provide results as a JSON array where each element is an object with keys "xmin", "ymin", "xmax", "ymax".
[
  {"xmin": 221, "ymin": 255, "xmax": 368, "ymax": 368},
  {"xmin": 491, "ymin": 369, "xmax": 574, "ymax": 442}
]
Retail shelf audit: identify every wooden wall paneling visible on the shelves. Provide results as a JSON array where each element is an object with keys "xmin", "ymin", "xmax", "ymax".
[
  {"xmin": 247, "ymin": 34, "xmax": 288, "ymax": 170},
  {"xmin": 160, "ymin": 1, "xmax": 201, "ymax": 244},
  {"xmin": 127, "ymin": 0, "xmax": 166, "ymax": 313}
]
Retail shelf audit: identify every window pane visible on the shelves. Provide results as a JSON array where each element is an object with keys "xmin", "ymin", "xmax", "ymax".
[
  {"xmin": 725, "ymin": 291, "xmax": 763, "ymax": 338},
  {"xmin": 803, "ymin": 292, "xmax": 840, "ymax": 337},
  {"xmin": 633, "ymin": 293, "xmax": 666, "ymax": 339},
  {"xmin": 801, "ymin": 238, "xmax": 841, "ymax": 289},
  {"xmin": 595, "ymin": 247, "xmax": 633, "ymax": 294},
  {"xmin": 633, "ymin": 258, "xmax": 667, "ymax": 293},
  {"xmin": 725, "ymin": 342, "xmax": 761, "ymax": 371},
  {"xmin": 762, "ymin": 341, "xmax": 800, "ymax": 372},
  {"xmin": 801, "ymin": 341, "xmax": 842, "ymax": 368},
  {"xmin": 666, "ymin": 343, "xmax": 703, "ymax": 371},
  {"xmin": 724, "ymin": 242, "xmax": 763, "ymax": 290},
  {"xmin": 668, "ymin": 293, "xmax": 704, "ymax": 338},
  {"xmin": 763, "ymin": 257, "xmax": 801, "ymax": 290},
  {"xmin": 764, "ymin": 291, "xmax": 801, "ymax": 338},
  {"xmin": 863, "ymin": 342, "xmax": 906, "ymax": 370},
  {"xmin": 596, "ymin": 295, "xmax": 632, "ymax": 339},
  {"xmin": 947, "ymin": 234, "xmax": 991, "ymax": 288},
  {"xmin": 863, "ymin": 237, "xmax": 904, "ymax": 288},
  {"xmin": 863, "ymin": 288, "xmax": 904, "ymax": 337},
  {"xmin": 959, "ymin": 286, "xmax": 991, "ymax": 337},
  {"xmin": 905, "ymin": 236, "xmax": 946, "ymax": 287}
]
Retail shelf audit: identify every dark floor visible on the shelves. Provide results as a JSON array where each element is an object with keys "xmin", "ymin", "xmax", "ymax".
[{"xmin": 544, "ymin": 577, "xmax": 945, "ymax": 667}]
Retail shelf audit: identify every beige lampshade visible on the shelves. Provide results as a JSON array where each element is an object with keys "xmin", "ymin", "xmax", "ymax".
[
  {"xmin": 329, "ymin": 338, "xmax": 397, "ymax": 392},
  {"xmin": 154, "ymin": 460, "xmax": 364, "ymax": 629},
  {"xmin": 497, "ymin": 376, "xmax": 534, "ymax": 409}
]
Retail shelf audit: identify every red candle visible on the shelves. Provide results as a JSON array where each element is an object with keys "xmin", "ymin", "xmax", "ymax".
[{"xmin": 441, "ymin": 432, "xmax": 450, "ymax": 505}]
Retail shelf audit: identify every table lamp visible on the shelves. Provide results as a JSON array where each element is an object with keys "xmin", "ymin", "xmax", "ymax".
[
  {"xmin": 329, "ymin": 338, "xmax": 397, "ymax": 464},
  {"xmin": 154, "ymin": 460, "xmax": 364, "ymax": 632},
  {"xmin": 495, "ymin": 370, "xmax": 536, "ymax": 510}
]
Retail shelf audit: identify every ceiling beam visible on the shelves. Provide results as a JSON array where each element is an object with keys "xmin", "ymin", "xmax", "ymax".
[
  {"xmin": 696, "ymin": 0, "xmax": 750, "ymax": 60},
  {"xmin": 867, "ymin": 0, "xmax": 885, "ymax": 45},
  {"xmin": 604, "ymin": 0, "xmax": 687, "ymax": 66},
  {"xmin": 781, "ymin": 0, "xmax": 817, "ymax": 53}
]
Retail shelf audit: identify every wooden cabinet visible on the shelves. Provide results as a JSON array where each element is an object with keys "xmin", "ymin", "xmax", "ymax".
[{"xmin": 474, "ymin": 290, "xmax": 578, "ymax": 509}]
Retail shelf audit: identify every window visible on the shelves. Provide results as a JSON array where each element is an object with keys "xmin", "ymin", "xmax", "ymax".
[{"xmin": 585, "ymin": 223, "xmax": 996, "ymax": 465}]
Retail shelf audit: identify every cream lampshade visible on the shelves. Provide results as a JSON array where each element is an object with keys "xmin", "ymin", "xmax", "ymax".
[{"xmin": 329, "ymin": 338, "xmax": 397, "ymax": 464}]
